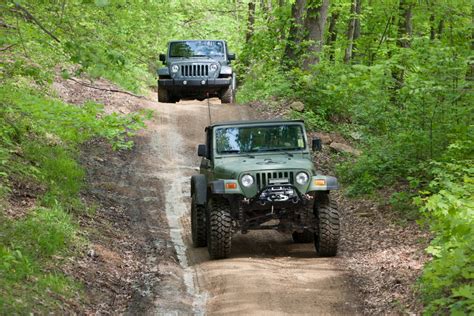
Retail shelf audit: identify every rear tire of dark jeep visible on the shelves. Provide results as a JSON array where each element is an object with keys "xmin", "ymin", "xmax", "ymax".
[
  {"xmin": 314, "ymin": 194, "xmax": 340, "ymax": 257},
  {"xmin": 292, "ymin": 230, "xmax": 314, "ymax": 243},
  {"xmin": 220, "ymin": 85, "xmax": 235, "ymax": 104},
  {"xmin": 158, "ymin": 86, "xmax": 170, "ymax": 103},
  {"xmin": 207, "ymin": 198, "xmax": 232, "ymax": 259},
  {"xmin": 191, "ymin": 193, "xmax": 207, "ymax": 247}
]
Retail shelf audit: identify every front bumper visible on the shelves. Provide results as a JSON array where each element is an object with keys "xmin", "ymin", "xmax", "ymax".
[
  {"xmin": 210, "ymin": 175, "xmax": 338, "ymax": 198},
  {"xmin": 158, "ymin": 78, "xmax": 231, "ymax": 88}
]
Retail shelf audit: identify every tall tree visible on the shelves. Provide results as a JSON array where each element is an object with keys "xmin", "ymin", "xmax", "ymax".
[
  {"xmin": 326, "ymin": 10, "xmax": 340, "ymax": 61},
  {"xmin": 343, "ymin": 0, "xmax": 362, "ymax": 63},
  {"xmin": 302, "ymin": 0, "xmax": 330, "ymax": 70},
  {"xmin": 284, "ymin": 0, "xmax": 307, "ymax": 66},
  {"xmin": 246, "ymin": 1, "xmax": 256, "ymax": 43},
  {"xmin": 397, "ymin": 0, "xmax": 413, "ymax": 48},
  {"xmin": 391, "ymin": 0, "xmax": 414, "ymax": 104}
]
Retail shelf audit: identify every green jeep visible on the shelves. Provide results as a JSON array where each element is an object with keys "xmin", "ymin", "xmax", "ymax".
[
  {"xmin": 157, "ymin": 40, "xmax": 236, "ymax": 103},
  {"xmin": 190, "ymin": 120, "xmax": 341, "ymax": 259}
]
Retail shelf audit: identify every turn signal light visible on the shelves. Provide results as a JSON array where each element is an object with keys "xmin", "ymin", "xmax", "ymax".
[
  {"xmin": 225, "ymin": 182, "xmax": 237, "ymax": 189},
  {"xmin": 314, "ymin": 179, "xmax": 326, "ymax": 186}
]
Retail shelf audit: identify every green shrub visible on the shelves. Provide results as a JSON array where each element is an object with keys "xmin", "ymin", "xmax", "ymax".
[
  {"xmin": 237, "ymin": 65, "xmax": 294, "ymax": 103},
  {"xmin": 416, "ymin": 158, "xmax": 474, "ymax": 314},
  {"xmin": 0, "ymin": 83, "xmax": 150, "ymax": 312},
  {"xmin": 0, "ymin": 208, "xmax": 81, "ymax": 314}
]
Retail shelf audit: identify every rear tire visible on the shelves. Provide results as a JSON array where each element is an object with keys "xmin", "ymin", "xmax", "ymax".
[
  {"xmin": 314, "ymin": 193, "xmax": 340, "ymax": 257},
  {"xmin": 292, "ymin": 230, "xmax": 314, "ymax": 243},
  {"xmin": 191, "ymin": 193, "xmax": 207, "ymax": 247},
  {"xmin": 158, "ymin": 86, "xmax": 171, "ymax": 103},
  {"xmin": 207, "ymin": 197, "xmax": 232, "ymax": 259},
  {"xmin": 220, "ymin": 85, "xmax": 235, "ymax": 104}
]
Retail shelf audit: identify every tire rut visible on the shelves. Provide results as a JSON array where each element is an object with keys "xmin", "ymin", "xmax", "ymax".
[{"xmin": 117, "ymin": 98, "xmax": 361, "ymax": 315}]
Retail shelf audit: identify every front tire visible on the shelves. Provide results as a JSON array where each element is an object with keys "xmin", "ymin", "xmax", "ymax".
[
  {"xmin": 220, "ymin": 85, "xmax": 235, "ymax": 104},
  {"xmin": 207, "ymin": 197, "xmax": 232, "ymax": 259},
  {"xmin": 158, "ymin": 86, "xmax": 171, "ymax": 103},
  {"xmin": 314, "ymin": 193, "xmax": 340, "ymax": 257},
  {"xmin": 191, "ymin": 194, "xmax": 207, "ymax": 247}
]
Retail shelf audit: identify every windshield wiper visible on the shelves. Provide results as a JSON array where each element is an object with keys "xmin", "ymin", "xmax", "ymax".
[{"xmin": 220, "ymin": 150, "xmax": 240, "ymax": 154}]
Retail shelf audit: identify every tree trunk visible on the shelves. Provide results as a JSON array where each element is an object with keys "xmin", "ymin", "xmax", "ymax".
[
  {"xmin": 389, "ymin": 0, "xmax": 414, "ymax": 108},
  {"xmin": 246, "ymin": 1, "xmax": 256, "ymax": 43},
  {"xmin": 343, "ymin": 0, "xmax": 357, "ymax": 63},
  {"xmin": 326, "ymin": 11, "xmax": 339, "ymax": 61},
  {"xmin": 302, "ymin": 0, "xmax": 330, "ymax": 70},
  {"xmin": 283, "ymin": 0, "xmax": 307, "ymax": 67},
  {"xmin": 466, "ymin": 5, "xmax": 474, "ymax": 83},
  {"xmin": 397, "ymin": 0, "xmax": 413, "ymax": 48},
  {"xmin": 344, "ymin": 0, "xmax": 362, "ymax": 63},
  {"xmin": 352, "ymin": 0, "xmax": 362, "ymax": 58},
  {"xmin": 429, "ymin": 13, "xmax": 436, "ymax": 40},
  {"xmin": 437, "ymin": 19, "xmax": 444, "ymax": 39}
]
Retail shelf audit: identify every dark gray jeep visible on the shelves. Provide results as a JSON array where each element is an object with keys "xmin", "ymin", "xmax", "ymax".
[{"xmin": 157, "ymin": 40, "xmax": 236, "ymax": 103}]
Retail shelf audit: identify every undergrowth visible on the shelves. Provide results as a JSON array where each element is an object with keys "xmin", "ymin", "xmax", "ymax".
[{"xmin": 0, "ymin": 82, "xmax": 151, "ymax": 313}]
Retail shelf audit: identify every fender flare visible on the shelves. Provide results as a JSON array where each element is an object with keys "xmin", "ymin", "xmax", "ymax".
[{"xmin": 191, "ymin": 175, "xmax": 207, "ymax": 206}]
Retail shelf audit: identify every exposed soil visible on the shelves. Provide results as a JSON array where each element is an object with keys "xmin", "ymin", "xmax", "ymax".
[{"xmin": 49, "ymin": 77, "xmax": 427, "ymax": 315}]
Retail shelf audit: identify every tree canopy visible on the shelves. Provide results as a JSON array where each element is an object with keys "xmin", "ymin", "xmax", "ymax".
[{"xmin": 1, "ymin": 0, "xmax": 473, "ymax": 314}]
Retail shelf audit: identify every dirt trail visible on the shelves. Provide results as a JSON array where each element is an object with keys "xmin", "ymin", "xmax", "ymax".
[{"xmin": 123, "ymin": 98, "xmax": 361, "ymax": 314}]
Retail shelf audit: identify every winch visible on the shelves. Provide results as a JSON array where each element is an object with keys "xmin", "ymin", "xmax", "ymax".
[{"xmin": 258, "ymin": 185, "xmax": 300, "ymax": 203}]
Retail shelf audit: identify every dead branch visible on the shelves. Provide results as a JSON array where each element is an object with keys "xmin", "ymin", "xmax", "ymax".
[
  {"xmin": 0, "ymin": 20, "xmax": 16, "ymax": 29},
  {"xmin": 13, "ymin": 3, "xmax": 61, "ymax": 43},
  {"xmin": 0, "ymin": 44, "xmax": 15, "ymax": 51},
  {"xmin": 67, "ymin": 77, "xmax": 145, "ymax": 99}
]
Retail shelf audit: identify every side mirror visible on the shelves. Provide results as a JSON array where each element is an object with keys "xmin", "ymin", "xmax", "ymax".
[
  {"xmin": 312, "ymin": 138, "xmax": 322, "ymax": 151},
  {"xmin": 159, "ymin": 53, "xmax": 166, "ymax": 63},
  {"xmin": 227, "ymin": 53, "xmax": 236, "ymax": 61},
  {"xmin": 197, "ymin": 144, "xmax": 208, "ymax": 157}
]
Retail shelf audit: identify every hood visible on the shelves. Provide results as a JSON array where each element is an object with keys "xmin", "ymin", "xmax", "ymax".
[{"xmin": 213, "ymin": 154, "xmax": 315, "ymax": 179}]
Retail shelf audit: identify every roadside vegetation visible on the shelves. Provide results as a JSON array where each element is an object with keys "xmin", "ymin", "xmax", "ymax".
[
  {"xmin": 235, "ymin": 0, "xmax": 473, "ymax": 313},
  {"xmin": 1, "ymin": 0, "xmax": 472, "ymax": 313},
  {"xmin": 1, "ymin": 1, "xmax": 153, "ymax": 312}
]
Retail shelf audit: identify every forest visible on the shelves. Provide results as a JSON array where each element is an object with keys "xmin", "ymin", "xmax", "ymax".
[{"xmin": 0, "ymin": 0, "xmax": 472, "ymax": 314}]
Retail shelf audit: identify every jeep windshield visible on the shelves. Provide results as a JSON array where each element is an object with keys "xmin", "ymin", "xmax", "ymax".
[
  {"xmin": 215, "ymin": 125, "xmax": 306, "ymax": 155},
  {"xmin": 169, "ymin": 41, "xmax": 225, "ymax": 58}
]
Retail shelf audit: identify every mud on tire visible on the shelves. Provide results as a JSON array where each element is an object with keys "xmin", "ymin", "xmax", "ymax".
[
  {"xmin": 207, "ymin": 197, "xmax": 232, "ymax": 259},
  {"xmin": 314, "ymin": 193, "xmax": 340, "ymax": 257},
  {"xmin": 191, "ymin": 194, "xmax": 207, "ymax": 247}
]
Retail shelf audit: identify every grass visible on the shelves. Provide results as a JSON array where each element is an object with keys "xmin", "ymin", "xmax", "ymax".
[
  {"xmin": 0, "ymin": 208, "xmax": 83, "ymax": 314},
  {"xmin": 0, "ymin": 83, "xmax": 150, "ymax": 313}
]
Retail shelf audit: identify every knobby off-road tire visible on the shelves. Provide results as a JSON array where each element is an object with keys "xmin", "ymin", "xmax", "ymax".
[
  {"xmin": 292, "ymin": 230, "xmax": 314, "ymax": 243},
  {"xmin": 191, "ymin": 194, "xmax": 207, "ymax": 247},
  {"xmin": 314, "ymin": 193, "xmax": 340, "ymax": 257},
  {"xmin": 207, "ymin": 197, "xmax": 232, "ymax": 259},
  {"xmin": 158, "ymin": 86, "xmax": 171, "ymax": 103},
  {"xmin": 220, "ymin": 85, "xmax": 235, "ymax": 104}
]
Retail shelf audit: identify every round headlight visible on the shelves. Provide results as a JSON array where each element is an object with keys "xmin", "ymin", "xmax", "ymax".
[
  {"xmin": 209, "ymin": 64, "xmax": 218, "ymax": 72},
  {"xmin": 241, "ymin": 174, "xmax": 254, "ymax": 187},
  {"xmin": 171, "ymin": 65, "xmax": 179, "ymax": 73},
  {"xmin": 296, "ymin": 172, "xmax": 309, "ymax": 185}
]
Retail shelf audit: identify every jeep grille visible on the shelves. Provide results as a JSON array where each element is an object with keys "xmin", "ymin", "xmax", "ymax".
[
  {"xmin": 180, "ymin": 64, "xmax": 209, "ymax": 77},
  {"xmin": 255, "ymin": 171, "xmax": 295, "ymax": 190}
]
